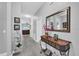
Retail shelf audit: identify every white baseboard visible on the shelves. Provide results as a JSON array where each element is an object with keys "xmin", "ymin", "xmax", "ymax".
[
  {"xmin": 0, "ymin": 52, "xmax": 13, "ymax": 56},
  {"xmin": 0, "ymin": 52, "xmax": 7, "ymax": 56}
]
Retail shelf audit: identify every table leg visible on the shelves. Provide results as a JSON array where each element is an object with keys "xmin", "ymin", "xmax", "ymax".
[
  {"xmin": 60, "ymin": 51, "xmax": 66, "ymax": 56},
  {"xmin": 40, "ymin": 40, "xmax": 43, "ymax": 54},
  {"xmin": 60, "ymin": 50, "xmax": 70, "ymax": 56},
  {"xmin": 67, "ymin": 49, "xmax": 70, "ymax": 56},
  {"xmin": 40, "ymin": 40, "xmax": 47, "ymax": 54}
]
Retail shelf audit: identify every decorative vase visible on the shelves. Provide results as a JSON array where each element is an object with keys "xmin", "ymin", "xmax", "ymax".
[{"xmin": 54, "ymin": 34, "xmax": 58, "ymax": 41}]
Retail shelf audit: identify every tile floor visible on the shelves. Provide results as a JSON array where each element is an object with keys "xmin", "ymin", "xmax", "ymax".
[{"xmin": 13, "ymin": 35, "xmax": 45, "ymax": 56}]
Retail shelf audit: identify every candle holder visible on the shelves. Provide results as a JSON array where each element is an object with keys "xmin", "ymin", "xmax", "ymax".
[{"xmin": 45, "ymin": 32, "xmax": 49, "ymax": 37}]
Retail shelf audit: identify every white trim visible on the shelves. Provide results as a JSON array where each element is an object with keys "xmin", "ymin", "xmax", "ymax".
[
  {"xmin": 0, "ymin": 52, "xmax": 13, "ymax": 56},
  {"xmin": 0, "ymin": 52, "xmax": 7, "ymax": 56}
]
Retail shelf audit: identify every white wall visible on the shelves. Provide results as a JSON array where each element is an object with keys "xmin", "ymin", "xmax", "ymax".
[
  {"xmin": 36, "ymin": 17, "xmax": 44, "ymax": 42},
  {"xmin": 35, "ymin": 2, "xmax": 79, "ymax": 56},
  {"xmin": 6, "ymin": 2, "xmax": 12, "ymax": 55},
  {"xmin": 30, "ymin": 16, "xmax": 37, "ymax": 42},
  {"xmin": 11, "ymin": 2, "xmax": 22, "ymax": 53},
  {"xmin": 0, "ymin": 2, "xmax": 7, "ymax": 55},
  {"xmin": 21, "ymin": 2, "xmax": 44, "ymax": 15},
  {"xmin": 0, "ymin": 2, "xmax": 11, "ymax": 56}
]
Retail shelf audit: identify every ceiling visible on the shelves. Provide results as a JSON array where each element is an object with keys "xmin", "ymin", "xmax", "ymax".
[{"xmin": 21, "ymin": 2, "xmax": 45, "ymax": 15}]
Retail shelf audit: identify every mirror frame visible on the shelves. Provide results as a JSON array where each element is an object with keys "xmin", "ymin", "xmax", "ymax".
[{"xmin": 46, "ymin": 6, "xmax": 71, "ymax": 32}]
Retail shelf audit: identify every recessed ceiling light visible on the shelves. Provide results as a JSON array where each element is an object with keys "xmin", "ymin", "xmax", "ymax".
[{"xmin": 24, "ymin": 14, "xmax": 31, "ymax": 18}]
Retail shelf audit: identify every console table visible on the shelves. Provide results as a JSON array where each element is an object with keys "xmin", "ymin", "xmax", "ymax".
[{"xmin": 40, "ymin": 35, "xmax": 71, "ymax": 56}]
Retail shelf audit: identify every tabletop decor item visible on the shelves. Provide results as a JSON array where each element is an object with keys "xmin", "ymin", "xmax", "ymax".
[
  {"xmin": 45, "ymin": 32, "xmax": 49, "ymax": 37},
  {"xmin": 54, "ymin": 34, "xmax": 58, "ymax": 41}
]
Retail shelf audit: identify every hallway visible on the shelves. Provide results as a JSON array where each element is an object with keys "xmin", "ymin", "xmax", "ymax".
[
  {"xmin": 0, "ymin": 2, "xmax": 79, "ymax": 56},
  {"xmin": 13, "ymin": 36, "xmax": 44, "ymax": 56}
]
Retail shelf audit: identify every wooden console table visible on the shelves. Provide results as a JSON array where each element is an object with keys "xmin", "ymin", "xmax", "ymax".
[{"xmin": 40, "ymin": 35, "xmax": 71, "ymax": 56}]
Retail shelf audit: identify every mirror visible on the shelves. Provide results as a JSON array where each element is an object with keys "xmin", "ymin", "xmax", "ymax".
[{"xmin": 46, "ymin": 7, "xmax": 70, "ymax": 32}]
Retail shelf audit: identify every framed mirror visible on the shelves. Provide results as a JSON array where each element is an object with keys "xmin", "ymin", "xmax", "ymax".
[{"xmin": 46, "ymin": 7, "xmax": 70, "ymax": 32}]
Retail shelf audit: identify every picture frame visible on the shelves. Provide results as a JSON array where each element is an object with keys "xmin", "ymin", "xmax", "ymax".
[
  {"xmin": 14, "ymin": 24, "xmax": 20, "ymax": 30},
  {"xmin": 14, "ymin": 17, "xmax": 20, "ymax": 23}
]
